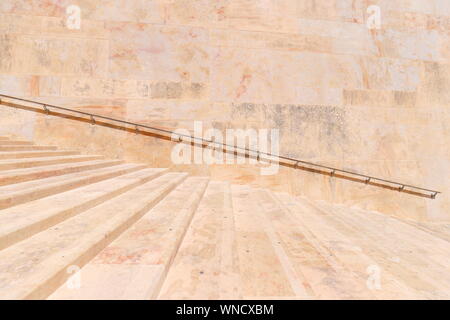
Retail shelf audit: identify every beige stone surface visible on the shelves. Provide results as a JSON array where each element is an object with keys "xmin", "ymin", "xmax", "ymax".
[
  {"xmin": 0, "ymin": 0, "xmax": 449, "ymax": 221},
  {"xmin": 0, "ymin": 135, "xmax": 447, "ymax": 299},
  {"xmin": 0, "ymin": 167, "xmax": 167, "ymax": 251},
  {"xmin": 0, "ymin": 158, "xmax": 122, "ymax": 186},
  {"xmin": 0, "ymin": 162, "xmax": 146, "ymax": 209},
  {"xmin": 0, "ymin": 169, "xmax": 187, "ymax": 299},
  {"xmin": 0, "ymin": 154, "xmax": 104, "ymax": 170},
  {"xmin": 50, "ymin": 177, "xmax": 209, "ymax": 300},
  {"xmin": 0, "ymin": 150, "xmax": 79, "ymax": 159}
]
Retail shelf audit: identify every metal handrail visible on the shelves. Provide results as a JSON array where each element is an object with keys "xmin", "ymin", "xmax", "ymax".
[{"xmin": 0, "ymin": 93, "xmax": 441, "ymax": 199}]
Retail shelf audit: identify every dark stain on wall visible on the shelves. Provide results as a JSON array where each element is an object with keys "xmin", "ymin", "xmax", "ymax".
[
  {"xmin": 231, "ymin": 103, "xmax": 348, "ymax": 158},
  {"xmin": 231, "ymin": 103, "xmax": 260, "ymax": 121},
  {"xmin": 288, "ymin": 104, "xmax": 347, "ymax": 158},
  {"xmin": 33, "ymin": 40, "xmax": 51, "ymax": 67},
  {"xmin": 421, "ymin": 62, "xmax": 450, "ymax": 106},
  {"xmin": 0, "ymin": 35, "xmax": 13, "ymax": 71}
]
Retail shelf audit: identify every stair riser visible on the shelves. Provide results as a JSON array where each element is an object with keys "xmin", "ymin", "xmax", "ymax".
[
  {"xmin": 0, "ymin": 141, "xmax": 33, "ymax": 146},
  {"xmin": 0, "ymin": 160, "xmax": 122, "ymax": 187},
  {"xmin": 0, "ymin": 156, "xmax": 103, "ymax": 171},
  {"xmin": 0, "ymin": 165, "xmax": 146, "ymax": 210},
  {"xmin": 0, "ymin": 151, "xmax": 79, "ymax": 160},
  {"xmin": 0, "ymin": 169, "xmax": 167, "ymax": 251},
  {"xmin": 0, "ymin": 146, "xmax": 57, "ymax": 151},
  {"xmin": 24, "ymin": 174, "xmax": 188, "ymax": 300}
]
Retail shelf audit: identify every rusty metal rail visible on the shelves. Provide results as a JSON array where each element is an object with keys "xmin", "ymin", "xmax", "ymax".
[{"xmin": 0, "ymin": 93, "xmax": 441, "ymax": 199}]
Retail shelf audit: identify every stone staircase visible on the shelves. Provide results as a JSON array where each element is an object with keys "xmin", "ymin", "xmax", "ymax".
[{"xmin": 0, "ymin": 135, "xmax": 449, "ymax": 300}]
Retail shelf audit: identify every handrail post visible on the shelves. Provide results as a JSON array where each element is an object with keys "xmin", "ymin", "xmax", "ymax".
[{"xmin": 43, "ymin": 104, "xmax": 49, "ymax": 115}]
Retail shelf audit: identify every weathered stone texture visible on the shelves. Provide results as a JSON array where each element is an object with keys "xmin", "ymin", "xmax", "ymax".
[{"xmin": 0, "ymin": 0, "xmax": 449, "ymax": 221}]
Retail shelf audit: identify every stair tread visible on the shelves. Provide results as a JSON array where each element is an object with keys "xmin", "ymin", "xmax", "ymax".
[
  {"xmin": 0, "ymin": 155, "xmax": 103, "ymax": 164},
  {"xmin": 277, "ymin": 193, "xmax": 445, "ymax": 299},
  {"xmin": 0, "ymin": 159, "xmax": 116, "ymax": 176},
  {"xmin": 0, "ymin": 146, "xmax": 58, "ymax": 151},
  {"xmin": 254, "ymin": 189, "xmax": 369, "ymax": 300},
  {"xmin": 0, "ymin": 140, "xmax": 33, "ymax": 145},
  {"xmin": 0, "ymin": 150, "xmax": 79, "ymax": 159},
  {"xmin": 159, "ymin": 182, "xmax": 243, "ymax": 299},
  {"xmin": 279, "ymin": 195, "xmax": 405, "ymax": 297},
  {"xmin": 277, "ymin": 191, "xmax": 415, "ymax": 299},
  {"xmin": 227, "ymin": 185, "xmax": 301, "ymax": 299},
  {"xmin": 0, "ymin": 159, "xmax": 122, "ymax": 186},
  {"xmin": 0, "ymin": 172, "xmax": 188, "ymax": 299},
  {"xmin": 0, "ymin": 163, "xmax": 142, "ymax": 195},
  {"xmin": 307, "ymin": 199, "xmax": 450, "ymax": 298},
  {"xmin": 0, "ymin": 163, "xmax": 146, "ymax": 210},
  {"xmin": 49, "ymin": 176, "xmax": 209, "ymax": 300},
  {"xmin": 0, "ymin": 168, "xmax": 168, "ymax": 251},
  {"xmin": 406, "ymin": 221, "xmax": 450, "ymax": 243},
  {"xmin": 311, "ymin": 199, "xmax": 450, "ymax": 265},
  {"xmin": 0, "ymin": 155, "xmax": 104, "ymax": 170}
]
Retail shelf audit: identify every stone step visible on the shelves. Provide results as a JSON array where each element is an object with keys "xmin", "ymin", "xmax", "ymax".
[
  {"xmin": 254, "ymin": 189, "xmax": 362, "ymax": 299},
  {"xmin": 0, "ymin": 159, "xmax": 122, "ymax": 186},
  {"xmin": 0, "ymin": 155, "xmax": 104, "ymax": 171},
  {"xmin": 0, "ymin": 172, "xmax": 188, "ymax": 299},
  {"xmin": 228, "ymin": 185, "xmax": 305, "ymax": 299},
  {"xmin": 276, "ymin": 193, "xmax": 430, "ymax": 299},
  {"xmin": 158, "ymin": 181, "xmax": 241, "ymax": 300},
  {"xmin": 310, "ymin": 199, "xmax": 450, "ymax": 298},
  {"xmin": 276, "ymin": 192, "xmax": 420, "ymax": 299},
  {"xmin": 0, "ymin": 163, "xmax": 146, "ymax": 210},
  {"xmin": 326, "ymin": 202, "xmax": 450, "ymax": 268},
  {"xmin": 49, "ymin": 177, "xmax": 209, "ymax": 300},
  {"xmin": 0, "ymin": 150, "xmax": 79, "ymax": 160},
  {"xmin": 0, "ymin": 145, "xmax": 58, "ymax": 152},
  {"xmin": 0, "ymin": 168, "xmax": 168, "ymax": 251},
  {"xmin": 411, "ymin": 222, "xmax": 450, "ymax": 243},
  {"xmin": 0, "ymin": 140, "xmax": 33, "ymax": 146}
]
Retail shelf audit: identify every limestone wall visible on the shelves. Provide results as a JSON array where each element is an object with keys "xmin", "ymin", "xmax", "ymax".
[{"xmin": 0, "ymin": 0, "xmax": 449, "ymax": 221}]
